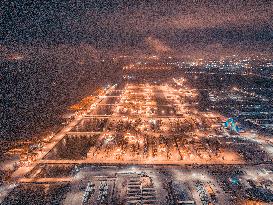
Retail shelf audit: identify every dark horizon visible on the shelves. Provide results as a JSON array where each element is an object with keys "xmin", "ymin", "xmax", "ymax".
[{"xmin": 1, "ymin": 0, "xmax": 273, "ymax": 58}]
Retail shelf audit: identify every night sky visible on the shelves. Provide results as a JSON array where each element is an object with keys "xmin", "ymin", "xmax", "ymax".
[{"xmin": 1, "ymin": 0, "xmax": 273, "ymax": 57}]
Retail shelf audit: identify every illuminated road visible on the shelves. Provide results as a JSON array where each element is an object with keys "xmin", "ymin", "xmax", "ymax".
[
  {"xmin": 10, "ymin": 84, "xmax": 117, "ymax": 179},
  {"xmin": 18, "ymin": 177, "xmax": 72, "ymax": 183}
]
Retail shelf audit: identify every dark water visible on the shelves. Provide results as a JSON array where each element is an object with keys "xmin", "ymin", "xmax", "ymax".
[{"xmin": 0, "ymin": 57, "xmax": 122, "ymax": 142}]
